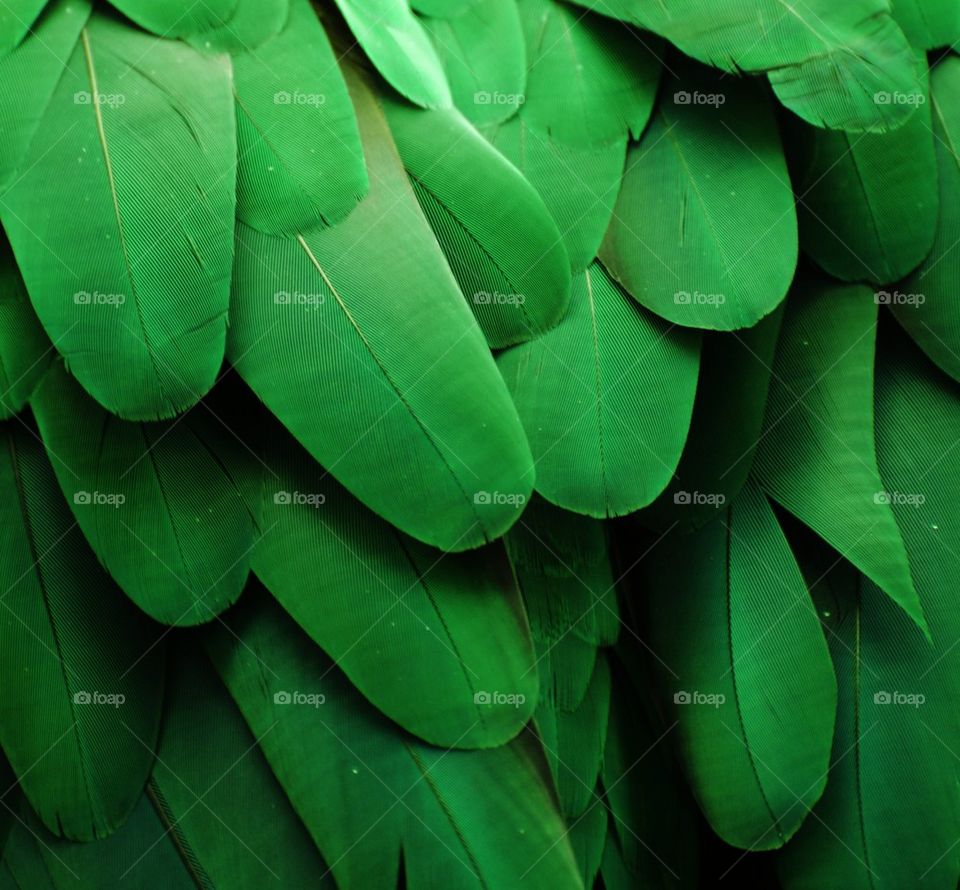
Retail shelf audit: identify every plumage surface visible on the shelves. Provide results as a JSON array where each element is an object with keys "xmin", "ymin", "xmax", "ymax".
[
  {"xmin": 228, "ymin": 70, "xmax": 534, "ymax": 550},
  {"xmin": 384, "ymin": 96, "xmax": 570, "ymax": 347},
  {"xmin": 753, "ymin": 276, "xmax": 927, "ymax": 634},
  {"xmin": 0, "ymin": 424, "xmax": 163, "ymax": 841},
  {"xmin": 1, "ymin": 12, "xmax": 236, "ymax": 420},
  {"xmin": 600, "ymin": 60, "xmax": 797, "ymax": 330},
  {"xmin": 643, "ymin": 480, "xmax": 836, "ymax": 849},
  {"xmin": 499, "ymin": 262, "xmax": 700, "ymax": 517}
]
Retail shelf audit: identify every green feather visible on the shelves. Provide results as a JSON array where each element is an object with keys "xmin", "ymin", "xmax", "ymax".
[
  {"xmin": 250, "ymin": 422, "xmax": 538, "ymax": 749},
  {"xmin": 207, "ymin": 583, "xmax": 582, "ymax": 890},
  {"xmin": 186, "ymin": 0, "xmax": 289, "ymax": 51},
  {"xmin": 331, "ymin": 0, "xmax": 452, "ymax": 108},
  {"xmin": 643, "ymin": 480, "xmax": 837, "ymax": 850},
  {"xmin": 411, "ymin": 0, "xmax": 477, "ymax": 16},
  {"xmin": 104, "ymin": 0, "xmax": 237, "ymax": 38},
  {"xmin": 0, "ymin": 237, "xmax": 52, "ymax": 420},
  {"xmin": 600, "ymin": 59, "xmax": 796, "ymax": 330},
  {"xmin": 228, "ymin": 69, "xmax": 533, "ymax": 551},
  {"xmin": 787, "ymin": 65, "xmax": 937, "ymax": 284},
  {"xmin": 779, "ymin": 555, "xmax": 960, "ymax": 888},
  {"xmin": 601, "ymin": 654, "xmax": 700, "ymax": 886},
  {"xmin": 1, "ymin": 13, "xmax": 236, "ymax": 420},
  {"xmin": 0, "ymin": 0, "xmax": 46, "ymax": 57},
  {"xmin": 516, "ymin": 0, "xmax": 661, "ymax": 146},
  {"xmin": 640, "ymin": 309, "xmax": 783, "ymax": 532},
  {"xmin": 892, "ymin": 0, "xmax": 960, "ymax": 50},
  {"xmin": 485, "ymin": 115, "xmax": 625, "ymax": 272},
  {"xmin": 570, "ymin": 0, "xmax": 921, "ymax": 133},
  {"xmin": 30, "ymin": 360, "xmax": 255, "ymax": 626},
  {"xmin": 753, "ymin": 275, "xmax": 928, "ymax": 635},
  {"xmin": 383, "ymin": 96, "xmax": 570, "ymax": 348},
  {"xmin": 0, "ymin": 0, "xmax": 91, "ymax": 192},
  {"xmin": 894, "ymin": 54, "xmax": 960, "ymax": 384},
  {"xmin": 0, "ymin": 423, "xmax": 164, "ymax": 841},
  {"xmin": 232, "ymin": 0, "xmax": 367, "ymax": 234},
  {"xmin": 2, "ymin": 795, "xmax": 193, "ymax": 889},
  {"xmin": 421, "ymin": 0, "xmax": 526, "ymax": 128},
  {"xmin": 499, "ymin": 262, "xmax": 700, "ymax": 518},
  {"xmin": 148, "ymin": 645, "xmax": 334, "ymax": 887}
]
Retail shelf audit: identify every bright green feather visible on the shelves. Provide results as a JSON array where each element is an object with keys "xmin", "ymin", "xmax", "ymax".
[
  {"xmin": 0, "ymin": 423, "xmax": 164, "ymax": 841},
  {"xmin": 228, "ymin": 69, "xmax": 534, "ymax": 551},
  {"xmin": 30, "ymin": 360, "xmax": 255, "ymax": 626},
  {"xmin": 384, "ymin": 96, "xmax": 571, "ymax": 348},
  {"xmin": 600, "ymin": 60, "xmax": 796, "ymax": 331},
  {"xmin": 232, "ymin": 0, "xmax": 367, "ymax": 234},
  {"xmin": 1, "ymin": 13, "xmax": 236, "ymax": 420},
  {"xmin": 753, "ymin": 275, "xmax": 928, "ymax": 635},
  {"xmin": 499, "ymin": 262, "xmax": 700, "ymax": 518},
  {"xmin": 644, "ymin": 480, "xmax": 837, "ymax": 850},
  {"xmin": 251, "ymin": 423, "xmax": 538, "ymax": 750}
]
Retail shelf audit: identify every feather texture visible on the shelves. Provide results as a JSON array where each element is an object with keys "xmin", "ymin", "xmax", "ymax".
[
  {"xmin": 0, "ymin": 423, "xmax": 164, "ymax": 841},
  {"xmin": 600, "ymin": 59, "xmax": 796, "ymax": 330},
  {"xmin": 643, "ymin": 480, "xmax": 837, "ymax": 849},
  {"xmin": 1, "ymin": 13, "xmax": 236, "ymax": 420},
  {"xmin": 228, "ymin": 69, "xmax": 534, "ymax": 551},
  {"xmin": 499, "ymin": 262, "xmax": 700, "ymax": 517},
  {"xmin": 383, "ymin": 96, "xmax": 570, "ymax": 347}
]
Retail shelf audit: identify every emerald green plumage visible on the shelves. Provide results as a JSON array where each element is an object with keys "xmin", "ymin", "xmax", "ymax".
[
  {"xmin": 251, "ymin": 423, "xmax": 538, "ymax": 749},
  {"xmin": 207, "ymin": 585, "xmax": 581, "ymax": 890},
  {"xmin": 332, "ymin": 0, "xmax": 452, "ymax": 108},
  {"xmin": 643, "ymin": 480, "xmax": 837, "ymax": 850},
  {"xmin": 0, "ymin": 3, "xmax": 956, "ymax": 887},
  {"xmin": 570, "ymin": 0, "xmax": 920, "ymax": 133},
  {"xmin": 753, "ymin": 276, "xmax": 928, "ymax": 634},
  {"xmin": 1, "ymin": 12, "xmax": 236, "ymax": 420},
  {"xmin": 228, "ymin": 70, "xmax": 534, "ymax": 551},
  {"xmin": 894, "ymin": 55, "xmax": 960, "ymax": 383},
  {"xmin": 600, "ymin": 61, "xmax": 797, "ymax": 330},
  {"xmin": 384, "ymin": 96, "xmax": 571, "ymax": 348},
  {"xmin": 0, "ymin": 238, "xmax": 52, "ymax": 420},
  {"xmin": 788, "ymin": 68, "xmax": 937, "ymax": 284},
  {"xmin": 30, "ymin": 361, "xmax": 255, "ymax": 626},
  {"xmin": 640, "ymin": 309, "xmax": 783, "ymax": 532},
  {"xmin": 499, "ymin": 262, "xmax": 700, "ymax": 517},
  {"xmin": 231, "ymin": 0, "xmax": 367, "ymax": 233},
  {"xmin": 421, "ymin": 0, "xmax": 526, "ymax": 128},
  {"xmin": 0, "ymin": 424, "xmax": 163, "ymax": 841}
]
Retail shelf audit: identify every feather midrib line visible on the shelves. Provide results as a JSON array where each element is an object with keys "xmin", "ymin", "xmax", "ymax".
[
  {"xmin": 293, "ymin": 233, "xmax": 485, "ymax": 534},
  {"xmin": 584, "ymin": 267, "xmax": 611, "ymax": 513},
  {"xmin": 723, "ymin": 512, "xmax": 784, "ymax": 845},
  {"xmin": 80, "ymin": 27, "xmax": 168, "ymax": 412},
  {"xmin": 7, "ymin": 432, "xmax": 100, "ymax": 830}
]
